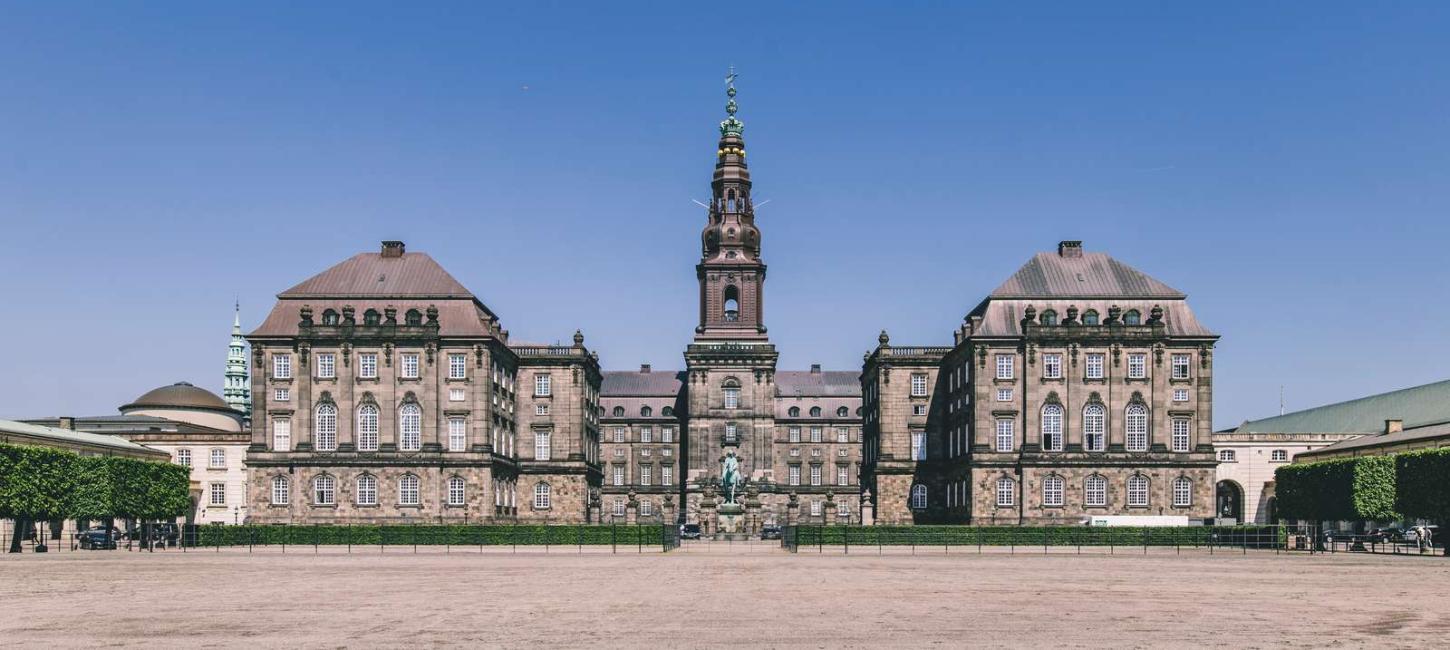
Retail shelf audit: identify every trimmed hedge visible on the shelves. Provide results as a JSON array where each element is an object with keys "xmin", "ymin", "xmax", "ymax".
[
  {"xmin": 0, "ymin": 443, "xmax": 190, "ymax": 522},
  {"xmin": 792, "ymin": 525, "xmax": 1285, "ymax": 548},
  {"xmin": 1275, "ymin": 456, "xmax": 1398, "ymax": 522},
  {"xmin": 1396, "ymin": 448, "xmax": 1450, "ymax": 525},
  {"xmin": 189, "ymin": 524, "xmax": 669, "ymax": 547}
]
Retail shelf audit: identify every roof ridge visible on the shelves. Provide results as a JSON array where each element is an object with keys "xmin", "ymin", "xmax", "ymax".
[{"xmin": 1241, "ymin": 378, "xmax": 1450, "ymax": 426}]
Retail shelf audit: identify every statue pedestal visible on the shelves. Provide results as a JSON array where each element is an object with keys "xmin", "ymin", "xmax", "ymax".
[{"xmin": 716, "ymin": 503, "xmax": 749, "ymax": 540}]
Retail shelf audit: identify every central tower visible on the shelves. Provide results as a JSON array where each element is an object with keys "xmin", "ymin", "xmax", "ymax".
[{"xmin": 684, "ymin": 72, "xmax": 779, "ymax": 533}]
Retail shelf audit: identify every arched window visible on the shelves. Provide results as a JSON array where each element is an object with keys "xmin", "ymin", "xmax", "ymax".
[
  {"xmin": 405, "ymin": 309, "xmax": 423, "ymax": 326},
  {"xmin": 1172, "ymin": 477, "xmax": 1192, "ymax": 507},
  {"xmin": 722, "ymin": 378, "xmax": 741, "ymax": 409},
  {"xmin": 640, "ymin": 406, "xmax": 652, "ymax": 417},
  {"xmin": 448, "ymin": 476, "xmax": 466, "ymax": 506},
  {"xmin": 612, "ymin": 406, "xmax": 625, "ymax": 417},
  {"xmin": 723, "ymin": 286, "xmax": 740, "ymax": 322},
  {"xmin": 534, "ymin": 482, "xmax": 551, "ymax": 510},
  {"xmin": 1082, "ymin": 310, "xmax": 1100, "ymax": 325},
  {"xmin": 399, "ymin": 474, "xmax": 420, "ymax": 506},
  {"xmin": 1123, "ymin": 310, "xmax": 1142, "ymax": 325},
  {"xmin": 321, "ymin": 309, "xmax": 340, "ymax": 325},
  {"xmin": 356, "ymin": 474, "xmax": 378, "ymax": 505},
  {"xmin": 837, "ymin": 406, "xmax": 849, "ymax": 418},
  {"xmin": 1083, "ymin": 404, "xmax": 1106, "ymax": 452},
  {"xmin": 995, "ymin": 477, "xmax": 1015, "ymax": 507},
  {"xmin": 1041, "ymin": 404, "xmax": 1064, "ymax": 451},
  {"xmin": 788, "ymin": 406, "xmax": 800, "ymax": 418},
  {"xmin": 661, "ymin": 406, "xmax": 673, "ymax": 417},
  {"xmin": 271, "ymin": 475, "xmax": 290, "ymax": 505},
  {"xmin": 809, "ymin": 406, "xmax": 822, "ymax": 418},
  {"xmin": 1127, "ymin": 474, "xmax": 1149, "ymax": 507},
  {"xmin": 363, "ymin": 309, "xmax": 381, "ymax": 326},
  {"xmin": 313, "ymin": 474, "xmax": 335, "ymax": 505},
  {"xmin": 1040, "ymin": 310, "xmax": 1058, "ymax": 326},
  {"xmin": 1043, "ymin": 475, "xmax": 1065, "ymax": 507},
  {"xmin": 356, "ymin": 404, "xmax": 379, "ymax": 451},
  {"xmin": 1125, "ymin": 403, "xmax": 1149, "ymax": 451},
  {"xmin": 315, "ymin": 403, "xmax": 338, "ymax": 451},
  {"xmin": 1085, "ymin": 475, "xmax": 1107, "ymax": 506},
  {"xmin": 399, "ymin": 404, "xmax": 421, "ymax": 451},
  {"xmin": 910, "ymin": 484, "xmax": 928, "ymax": 510}
]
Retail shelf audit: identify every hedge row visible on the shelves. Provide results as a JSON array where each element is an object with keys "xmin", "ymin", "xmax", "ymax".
[
  {"xmin": 1274, "ymin": 448, "xmax": 1450, "ymax": 524},
  {"xmin": 0, "ymin": 443, "xmax": 190, "ymax": 521},
  {"xmin": 791, "ymin": 525, "xmax": 1285, "ymax": 548},
  {"xmin": 189, "ymin": 524, "xmax": 670, "ymax": 547},
  {"xmin": 1395, "ymin": 448, "xmax": 1450, "ymax": 525}
]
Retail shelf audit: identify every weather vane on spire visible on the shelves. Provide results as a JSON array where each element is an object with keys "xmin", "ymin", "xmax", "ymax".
[{"xmin": 721, "ymin": 66, "xmax": 743, "ymax": 136}]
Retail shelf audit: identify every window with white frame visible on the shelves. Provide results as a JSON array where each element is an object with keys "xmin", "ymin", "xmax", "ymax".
[
  {"xmin": 359, "ymin": 353, "xmax": 377, "ymax": 379},
  {"xmin": 355, "ymin": 405, "xmax": 379, "ymax": 451},
  {"xmin": 641, "ymin": 447, "xmax": 651, "ymax": 457},
  {"xmin": 535, "ymin": 403, "xmax": 549, "ymax": 416},
  {"xmin": 1043, "ymin": 353, "xmax": 1062, "ymax": 379},
  {"xmin": 613, "ymin": 448, "xmax": 624, "ymax": 458},
  {"xmin": 1171, "ymin": 418, "xmax": 1190, "ymax": 452},
  {"xmin": 788, "ymin": 426, "xmax": 800, "ymax": 443},
  {"xmin": 995, "ymin": 477, "xmax": 1014, "ymax": 507},
  {"xmin": 1085, "ymin": 475, "xmax": 1107, "ymax": 507},
  {"xmin": 210, "ymin": 448, "xmax": 226, "ymax": 468},
  {"xmin": 448, "ymin": 354, "xmax": 466, "ymax": 379},
  {"xmin": 399, "ymin": 474, "xmax": 420, "ymax": 506},
  {"xmin": 661, "ymin": 465, "xmax": 672, "ymax": 485},
  {"xmin": 1127, "ymin": 475, "xmax": 1149, "ymax": 507},
  {"xmin": 1173, "ymin": 477, "xmax": 1192, "ymax": 507},
  {"xmin": 1127, "ymin": 353, "xmax": 1147, "ymax": 379},
  {"xmin": 1086, "ymin": 353, "xmax": 1105, "ymax": 380},
  {"xmin": 313, "ymin": 475, "xmax": 335, "ymax": 505},
  {"xmin": 910, "ymin": 484, "xmax": 928, "ymax": 510},
  {"xmin": 995, "ymin": 419, "xmax": 1014, "ymax": 452},
  {"xmin": 613, "ymin": 427, "xmax": 625, "ymax": 443},
  {"xmin": 315, "ymin": 404, "xmax": 338, "ymax": 451},
  {"xmin": 837, "ymin": 427, "xmax": 849, "ymax": 443},
  {"xmin": 271, "ymin": 475, "xmax": 290, "ymax": 505},
  {"xmin": 272, "ymin": 419, "xmax": 290, "ymax": 452},
  {"xmin": 534, "ymin": 374, "xmax": 551, "ymax": 397},
  {"xmin": 912, "ymin": 404, "xmax": 927, "ymax": 416},
  {"xmin": 910, "ymin": 374, "xmax": 928, "ymax": 396},
  {"xmin": 810, "ymin": 500, "xmax": 823, "ymax": 517},
  {"xmin": 534, "ymin": 430, "xmax": 551, "ymax": 460},
  {"xmin": 640, "ymin": 465, "xmax": 652, "ymax": 486},
  {"xmin": 444, "ymin": 387, "xmax": 462, "ymax": 402},
  {"xmin": 641, "ymin": 426, "xmax": 652, "ymax": 443},
  {"xmin": 612, "ymin": 499, "xmax": 626, "ymax": 518},
  {"xmin": 273, "ymin": 354, "xmax": 291, "ymax": 379},
  {"xmin": 640, "ymin": 500, "xmax": 654, "ymax": 517},
  {"xmin": 316, "ymin": 353, "xmax": 335, "ymax": 379},
  {"xmin": 1173, "ymin": 388, "xmax": 1189, "ymax": 402},
  {"xmin": 837, "ymin": 465, "xmax": 849, "ymax": 486},
  {"xmin": 996, "ymin": 388, "xmax": 1012, "ymax": 402},
  {"xmin": 1171, "ymin": 354, "xmax": 1190, "ymax": 379},
  {"xmin": 612, "ymin": 465, "xmax": 624, "ymax": 486},
  {"xmin": 1043, "ymin": 475, "xmax": 1064, "ymax": 507},
  {"xmin": 209, "ymin": 482, "xmax": 226, "ymax": 506},
  {"xmin": 1041, "ymin": 404, "xmax": 1064, "ymax": 451},
  {"xmin": 788, "ymin": 465, "xmax": 801, "ymax": 486},
  {"xmin": 448, "ymin": 476, "xmax": 466, "ymax": 506},
  {"xmin": 810, "ymin": 465, "xmax": 822, "ymax": 486},
  {"xmin": 448, "ymin": 417, "xmax": 467, "ymax": 452},
  {"xmin": 1219, "ymin": 449, "xmax": 1236, "ymax": 462},
  {"xmin": 661, "ymin": 427, "xmax": 673, "ymax": 443},
  {"xmin": 723, "ymin": 386, "xmax": 740, "ymax": 409},
  {"xmin": 1083, "ymin": 404, "xmax": 1105, "ymax": 452},
  {"xmin": 811, "ymin": 427, "xmax": 822, "ymax": 443},
  {"xmin": 995, "ymin": 355, "xmax": 1014, "ymax": 380},
  {"xmin": 531, "ymin": 482, "xmax": 550, "ymax": 509},
  {"xmin": 176, "ymin": 448, "xmax": 192, "ymax": 467},
  {"xmin": 357, "ymin": 474, "xmax": 378, "ymax": 505},
  {"xmin": 399, "ymin": 404, "xmax": 422, "ymax": 451},
  {"xmin": 910, "ymin": 431, "xmax": 926, "ymax": 461},
  {"xmin": 401, "ymin": 353, "xmax": 419, "ymax": 379},
  {"xmin": 725, "ymin": 422, "xmax": 738, "ymax": 443},
  {"xmin": 1271, "ymin": 449, "xmax": 1288, "ymax": 463},
  {"xmin": 1125, "ymin": 404, "xmax": 1148, "ymax": 451},
  {"xmin": 274, "ymin": 387, "xmax": 290, "ymax": 402}
]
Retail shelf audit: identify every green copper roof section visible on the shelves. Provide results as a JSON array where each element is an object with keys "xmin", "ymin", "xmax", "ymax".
[
  {"xmin": 1233, "ymin": 378, "xmax": 1450, "ymax": 434},
  {"xmin": 719, "ymin": 67, "xmax": 743, "ymax": 136}
]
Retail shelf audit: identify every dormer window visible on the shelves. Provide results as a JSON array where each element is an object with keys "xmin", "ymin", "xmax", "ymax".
[
  {"xmin": 1040, "ymin": 310, "xmax": 1057, "ymax": 326},
  {"xmin": 1082, "ymin": 310, "xmax": 1100, "ymax": 325},
  {"xmin": 363, "ymin": 309, "xmax": 381, "ymax": 326},
  {"xmin": 405, "ymin": 309, "xmax": 423, "ymax": 326},
  {"xmin": 321, "ymin": 309, "xmax": 340, "ymax": 325},
  {"xmin": 788, "ymin": 406, "xmax": 800, "ymax": 418},
  {"xmin": 612, "ymin": 406, "xmax": 625, "ymax": 417},
  {"xmin": 641, "ymin": 406, "xmax": 652, "ymax": 417},
  {"xmin": 809, "ymin": 406, "xmax": 822, "ymax": 418},
  {"xmin": 1123, "ymin": 310, "xmax": 1142, "ymax": 325}
]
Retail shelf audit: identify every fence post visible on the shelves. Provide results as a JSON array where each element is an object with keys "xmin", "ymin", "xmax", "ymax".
[
  {"xmin": 1043, "ymin": 527, "xmax": 1048, "ymax": 555},
  {"xmin": 314, "ymin": 523, "xmax": 319, "ymax": 554},
  {"xmin": 844, "ymin": 526, "xmax": 849, "ymax": 555},
  {"xmin": 611, "ymin": 523, "xmax": 616, "ymax": 554}
]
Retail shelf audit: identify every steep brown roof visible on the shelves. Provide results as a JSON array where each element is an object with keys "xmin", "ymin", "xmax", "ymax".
[
  {"xmin": 775, "ymin": 371, "xmax": 861, "ymax": 397},
  {"xmin": 991, "ymin": 252, "xmax": 1185, "ymax": 299},
  {"xmin": 280, "ymin": 252, "xmax": 474, "ymax": 299},
  {"xmin": 601, "ymin": 371, "xmax": 686, "ymax": 396}
]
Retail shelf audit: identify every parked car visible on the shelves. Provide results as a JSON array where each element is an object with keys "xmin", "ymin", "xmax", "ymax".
[
  {"xmin": 76, "ymin": 527, "xmax": 119, "ymax": 550},
  {"xmin": 1366, "ymin": 527, "xmax": 1404, "ymax": 543},
  {"xmin": 680, "ymin": 524, "xmax": 703, "ymax": 540},
  {"xmin": 760, "ymin": 525, "xmax": 782, "ymax": 540},
  {"xmin": 1404, "ymin": 525, "xmax": 1441, "ymax": 544}
]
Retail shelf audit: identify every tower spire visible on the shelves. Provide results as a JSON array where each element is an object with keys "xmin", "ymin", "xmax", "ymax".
[{"xmin": 224, "ymin": 303, "xmax": 252, "ymax": 418}]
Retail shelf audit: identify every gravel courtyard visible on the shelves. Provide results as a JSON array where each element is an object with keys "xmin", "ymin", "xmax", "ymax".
[{"xmin": 2, "ymin": 545, "xmax": 1447, "ymax": 648}]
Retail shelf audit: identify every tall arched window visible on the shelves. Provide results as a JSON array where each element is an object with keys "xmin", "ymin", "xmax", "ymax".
[
  {"xmin": 910, "ymin": 484, "xmax": 928, "ymax": 510},
  {"xmin": 357, "ymin": 404, "xmax": 379, "ymax": 451},
  {"xmin": 399, "ymin": 474, "xmax": 420, "ymax": 505},
  {"xmin": 995, "ymin": 477, "xmax": 1015, "ymax": 507},
  {"xmin": 1125, "ymin": 403, "xmax": 1149, "ymax": 451},
  {"xmin": 534, "ymin": 482, "xmax": 551, "ymax": 510},
  {"xmin": 722, "ymin": 378, "xmax": 741, "ymax": 409},
  {"xmin": 723, "ymin": 285, "xmax": 740, "ymax": 322},
  {"xmin": 1041, "ymin": 404, "xmax": 1064, "ymax": 451},
  {"xmin": 1123, "ymin": 310, "xmax": 1142, "ymax": 325},
  {"xmin": 399, "ymin": 404, "xmax": 421, "ymax": 451},
  {"xmin": 1172, "ymin": 476, "xmax": 1192, "ymax": 507},
  {"xmin": 1083, "ymin": 404, "xmax": 1106, "ymax": 452},
  {"xmin": 1043, "ymin": 475, "xmax": 1065, "ymax": 506},
  {"xmin": 1085, "ymin": 475, "xmax": 1107, "ymax": 507},
  {"xmin": 448, "ymin": 476, "xmax": 466, "ymax": 506},
  {"xmin": 312, "ymin": 474, "xmax": 335, "ymax": 505},
  {"xmin": 1127, "ymin": 474, "xmax": 1149, "ymax": 507},
  {"xmin": 271, "ymin": 475, "xmax": 290, "ymax": 505},
  {"xmin": 315, "ymin": 404, "xmax": 338, "ymax": 451},
  {"xmin": 356, "ymin": 474, "xmax": 378, "ymax": 505}
]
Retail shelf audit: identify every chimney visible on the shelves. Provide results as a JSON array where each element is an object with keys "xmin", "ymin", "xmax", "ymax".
[
  {"xmin": 58, "ymin": 416, "xmax": 75, "ymax": 430},
  {"xmin": 1384, "ymin": 419, "xmax": 1403, "ymax": 435},
  {"xmin": 810, "ymin": 364, "xmax": 821, "ymax": 374},
  {"xmin": 1058, "ymin": 240, "xmax": 1083, "ymax": 258},
  {"xmin": 640, "ymin": 364, "xmax": 651, "ymax": 373},
  {"xmin": 381, "ymin": 240, "xmax": 406, "ymax": 258}
]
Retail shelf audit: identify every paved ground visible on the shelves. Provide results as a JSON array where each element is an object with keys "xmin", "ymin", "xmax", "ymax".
[{"xmin": 2, "ymin": 544, "xmax": 1447, "ymax": 648}]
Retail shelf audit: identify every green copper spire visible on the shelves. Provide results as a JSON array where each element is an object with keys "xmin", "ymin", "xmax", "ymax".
[
  {"xmin": 223, "ymin": 302, "xmax": 251, "ymax": 417},
  {"xmin": 719, "ymin": 66, "xmax": 744, "ymax": 137}
]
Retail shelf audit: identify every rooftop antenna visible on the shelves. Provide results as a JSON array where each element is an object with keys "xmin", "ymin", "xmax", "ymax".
[{"xmin": 1279, "ymin": 385, "xmax": 1285, "ymax": 416}]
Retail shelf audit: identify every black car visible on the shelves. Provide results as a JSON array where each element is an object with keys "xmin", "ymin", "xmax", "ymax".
[
  {"xmin": 680, "ymin": 524, "xmax": 703, "ymax": 540},
  {"xmin": 76, "ymin": 527, "xmax": 119, "ymax": 550},
  {"xmin": 760, "ymin": 525, "xmax": 782, "ymax": 540}
]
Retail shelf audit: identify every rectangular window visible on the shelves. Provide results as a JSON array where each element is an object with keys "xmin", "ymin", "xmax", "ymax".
[
  {"xmin": 534, "ymin": 374, "xmax": 551, "ymax": 397},
  {"xmin": 210, "ymin": 448, "xmax": 226, "ymax": 468},
  {"xmin": 448, "ymin": 418, "xmax": 467, "ymax": 452},
  {"xmin": 788, "ymin": 426, "xmax": 800, "ymax": 443},
  {"xmin": 210, "ymin": 482, "xmax": 226, "ymax": 506},
  {"xmin": 1271, "ymin": 449, "xmax": 1288, "ymax": 463},
  {"xmin": 996, "ymin": 479, "xmax": 1014, "ymax": 507},
  {"xmin": 995, "ymin": 355, "xmax": 1014, "ymax": 380},
  {"xmin": 1085, "ymin": 478, "xmax": 1106, "ymax": 507},
  {"xmin": 316, "ymin": 353, "xmax": 335, "ymax": 379},
  {"xmin": 810, "ymin": 427, "xmax": 822, "ymax": 443},
  {"xmin": 661, "ymin": 427, "xmax": 673, "ymax": 443},
  {"xmin": 723, "ymin": 387, "xmax": 740, "ymax": 409},
  {"xmin": 1172, "ymin": 354, "xmax": 1191, "ymax": 380},
  {"xmin": 1128, "ymin": 353, "xmax": 1147, "ymax": 379},
  {"xmin": 995, "ymin": 419, "xmax": 1014, "ymax": 453},
  {"xmin": 910, "ymin": 374, "xmax": 928, "ymax": 396},
  {"xmin": 1043, "ymin": 353, "xmax": 1062, "ymax": 379},
  {"xmin": 836, "ymin": 427, "xmax": 849, "ymax": 443},
  {"xmin": 912, "ymin": 404, "xmax": 926, "ymax": 416},
  {"xmin": 661, "ymin": 465, "xmax": 673, "ymax": 485},
  {"xmin": 613, "ymin": 447, "xmax": 625, "ymax": 458},
  {"xmin": 400, "ymin": 478, "xmax": 420, "ymax": 506},
  {"xmin": 449, "ymin": 479, "xmax": 465, "ymax": 506},
  {"xmin": 1173, "ymin": 479, "xmax": 1192, "ymax": 507},
  {"xmin": 788, "ymin": 465, "xmax": 801, "ymax": 486},
  {"xmin": 359, "ymin": 353, "xmax": 377, "ymax": 379},
  {"xmin": 612, "ymin": 465, "xmax": 624, "ymax": 486},
  {"xmin": 1086, "ymin": 353, "xmax": 1105, "ymax": 379},
  {"xmin": 910, "ymin": 431, "xmax": 926, "ymax": 461},
  {"xmin": 996, "ymin": 388, "xmax": 1012, "ymax": 402},
  {"xmin": 837, "ymin": 466, "xmax": 849, "ymax": 486},
  {"xmin": 662, "ymin": 447, "xmax": 672, "ymax": 457},
  {"xmin": 640, "ymin": 465, "xmax": 651, "ymax": 486},
  {"xmin": 273, "ymin": 419, "xmax": 290, "ymax": 451},
  {"xmin": 1171, "ymin": 418, "xmax": 1190, "ymax": 453},
  {"xmin": 640, "ymin": 426, "xmax": 652, "ymax": 443},
  {"xmin": 441, "ymin": 388, "xmax": 461, "ymax": 403},
  {"xmin": 810, "ymin": 465, "xmax": 822, "ymax": 486},
  {"xmin": 448, "ymin": 353, "xmax": 466, "ymax": 379},
  {"xmin": 613, "ymin": 500, "xmax": 626, "ymax": 518},
  {"xmin": 725, "ymin": 422, "xmax": 738, "ymax": 443},
  {"xmin": 535, "ymin": 403, "xmax": 549, "ymax": 415},
  {"xmin": 274, "ymin": 387, "xmax": 290, "ymax": 402},
  {"xmin": 401, "ymin": 353, "xmax": 419, "ymax": 379},
  {"xmin": 1043, "ymin": 478, "xmax": 1063, "ymax": 507},
  {"xmin": 273, "ymin": 354, "xmax": 292, "ymax": 379},
  {"xmin": 176, "ymin": 448, "xmax": 191, "ymax": 467},
  {"xmin": 1173, "ymin": 388, "xmax": 1189, "ymax": 402},
  {"xmin": 641, "ymin": 447, "xmax": 651, "ymax": 457},
  {"xmin": 613, "ymin": 427, "xmax": 626, "ymax": 443},
  {"xmin": 810, "ymin": 500, "xmax": 823, "ymax": 517}
]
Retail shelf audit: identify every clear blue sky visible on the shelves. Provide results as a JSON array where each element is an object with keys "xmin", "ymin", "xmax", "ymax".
[{"xmin": 2, "ymin": 2, "xmax": 1447, "ymax": 430}]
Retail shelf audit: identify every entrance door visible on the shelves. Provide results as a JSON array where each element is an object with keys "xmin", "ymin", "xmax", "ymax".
[{"xmin": 1216, "ymin": 481, "xmax": 1243, "ymax": 523}]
